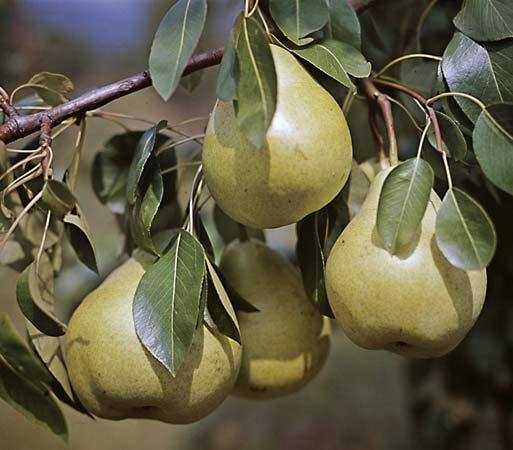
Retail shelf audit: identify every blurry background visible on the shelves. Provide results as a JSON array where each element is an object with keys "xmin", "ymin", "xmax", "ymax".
[{"xmin": 0, "ymin": 0, "xmax": 510, "ymax": 449}]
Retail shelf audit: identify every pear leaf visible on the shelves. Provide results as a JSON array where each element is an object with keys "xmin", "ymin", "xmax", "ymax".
[
  {"xmin": 64, "ymin": 212, "xmax": 99, "ymax": 273},
  {"xmin": 436, "ymin": 188, "xmax": 496, "ymax": 270},
  {"xmin": 213, "ymin": 204, "xmax": 265, "ymax": 244},
  {"xmin": 28, "ymin": 72, "xmax": 73, "ymax": 106},
  {"xmin": 216, "ymin": 14, "xmax": 242, "ymax": 101},
  {"xmin": 16, "ymin": 263, "xmax": 66, "ymax": 337},
  {"xmin": 324, "ymin": 0, "xmax": 361, "ymax": 49},
  {"xmin": 290, "ymin": 39, "xmax": 370, "ymax": 89},
  {"xmin": 454, "ymin": 0, "xmax": 513, "ymax": 42},
  {"xmin": 235, "ymin": 17, "xmax": 277, "ymax": 148},
  {"xmin": 269, "ymin": 0, "xmax": 329, "ymax": 45},
  {"xmin": 134, "ymin": 230, "xmax": 205, "ymax": 375},
  {"xmin": 40, "ymin": 180, "xmax": 76, "ymax": 219},
  {"xmin": 377, "ymin": 158, "xmax": 434, "ymax": 254},
  {"xmin": 149, "ymin": 0, "xmax": 207, "ymax": 101},
  {"xmin": 427, "ymin": 110, "xmax": 467, "ymax": 161},
  {"xmin": 0, "ymin": 357, "xmax": 68, "ymax": 440},
  {"xmin": 473, "ymin": 103, "xmax": 513, "ymax": 195}
]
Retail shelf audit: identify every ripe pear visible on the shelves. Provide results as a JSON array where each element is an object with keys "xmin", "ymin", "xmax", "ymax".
[
  {"xmin": 220, "ymin": 239, "xmax": 330, "ymax": 398},
  {"xmin": 325, "ymin": 169, "xmax": 487, "ymax": 358},
  {"xmin": 65, "ymin": 257, "xmax": 242, "ymax": 423},
  {"xmin": 202, "ymin": 44, "xmax": 352, "ymax": 229}
]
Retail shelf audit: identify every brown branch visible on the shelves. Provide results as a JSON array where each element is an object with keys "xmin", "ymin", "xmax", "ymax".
[
  {"xmin": 0, "ymin": 48, "xmax": 224, "ymax": 144},
  {"xmin": 361, "ymin": 78, "xmax": 399, "ymax": 165},
  {"xmin": 372, "ymin": 78, "xmax": 428, "ymax": 105},
  {"xmin": 0, "ymin": 97, "xmax": 19, "ymax": 119}
]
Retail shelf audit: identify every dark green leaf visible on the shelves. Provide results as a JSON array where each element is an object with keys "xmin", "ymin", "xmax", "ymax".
[
  {"xmin": 194, "ymin": 213, "xmax": 215, "ymax": 259},
  {"xmin": 0, "ymin": 357, "xmax": 67, "ymax": 440},
  {"xmin": 28, "ymin": 72, "xmax": 73, "ymax": 106},
  {"xmin": 325, "ymin": 0, "xmax": 361, "ymax": 49},
  {"xmin": 213, "ymin": 204, "xmax": 265, "ymax": 244},
  {"xmin": 126, "ymin": 121, "xmax": 167, "ymax": 205},
  {"xmin": 377, "ymin": 159, "xmax": 434, "ymax": 254},
  {"xmin": 133, "ymin": 230, "xmax": 205, "ymax": 375},
  {"xmin": 149, "ymin": 0, "xmax": 207, "ymax": 101},
  {"xmin": 427, "ymin": 111, "xmax": 467, "ymax": 160},
  {"xmin": 343, "ymin": 160, "xmax": 371, "ymax": 219},
  {"xmin": 64, "ymin": 212, "xmax": 99, "ymax": 273},
  {"xmin": 0, "ymin": 314, "xmax": 51, "ymax": 384},
  {"xmin": 436, "ymin": 188, "xmax": 496, "ymax": 270},
  {"xmin": 16, "ymin": 264, "xmax": 66, "ymax": 337},
  {"xmin": 41, "ymin": 180, "xmax": 76, "ymax": 219},
  {"xmin": 442, "ymin": 33, "xmax": 513, "ymax": 122},
  {"xmin": 454, "ymin": 0, "xmax": 513, "ymax": 42},
  {"xmin": 216, "ymin": 268, "xmax": 259, "ymax": 313},
  {"xmin": 290, "ymin": 39, "xmax": 370, "ymax": 89},
  {"xmin": 473, "ymin": 103, "xmax": 513, "ymax": 195},
  {"xmin": 236, "ymin": 17, "xmax": 277, "ymax": 148},
  {"xmin": 216, "ymin": 14, "xmax": 242, "ymax": 101},
  {"xmin": 269, "ymin": 0, "xmax": 329, "ymax": 45}
]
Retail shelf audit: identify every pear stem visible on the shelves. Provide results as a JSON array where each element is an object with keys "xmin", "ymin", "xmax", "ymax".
[{"xmin": 238, "ymin": 224, "xmax": 250, "ymax": 242}]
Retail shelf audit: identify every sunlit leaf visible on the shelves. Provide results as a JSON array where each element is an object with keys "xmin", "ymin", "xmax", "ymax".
[
  {"xmin": 436, "ymin": 188, "xmax": 496, "ymax": 270},
  {"xmin": 133, "ymin": 230, "xmax": 205, "ymax": 375},
  {"xmin": 149, "ymin": 0, "xmax": 207, "ymax": 101},
  {"xmin": 216, "ymin": 14, "xmax": 242, "ymax": 101},
  {"xmin": 473, "ymin": 103, "xmax": 513, "ymax": 195},
  {"xmin": 377, "ymin": 159, "xmax": 434, "ymax": 254},
  {"xmin": 236, "ymin": 17, "xmax": 277, "ymax": 148}
]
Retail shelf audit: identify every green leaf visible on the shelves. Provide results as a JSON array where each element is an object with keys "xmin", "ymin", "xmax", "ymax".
[
  {"xmin": 377, "ymin": 159, "xmax": 434, "ymax": 254},
  {"xmin": 442, "ymin": 32, "xmax": 513, "ymax": 122},
  {"xmin": 64, "ymin": 212, "xmax": 99, "ymax": 273},
  {"xmin": 216, "ymin": 14, "xmax": 242, "ymax": 101},
  {"xmin": 28, "ymin": 72, "xmax": 73, "ymax": 106},
  {"xmin": 342, "ymin": 160, "xmax": 371, "ymax": 219},
  {"xmin": 269, "ymin": 0, "xmax": 329, "ymax": 45},
  {"xmin": 427, "ymin": 111, "xmax": 467, "ymax": 160},
  {"xmin": 213, "ymin": 204, "xmax": 265, "ymax": 244},
  {"xmin": 473, "ymin": 103, "xmax": 513, "ymax": 195},
  {"xmin": 236, "ymin": 17, "xmax": 277, "ymax": 148},
  {"xmin": 126, "ymin": 121, "xmax": 167, "ymax": 205},
  {"xmin": 454, "ymin": 0, "xmax": 513, "ymax": 42},
  {"xmin": 0, "ymin": 357, "xmax": 67, "ymax": 440},
  {"xmin": 133, "ymin": 230, "xmax": 205, "ymax": 375},
  {"xmin": 436, "ymin": 188, "xmax": 496, "ymax": 270},
  {"xmin": 149, "ymin": 0, "xmax": 207, "ymax": 101},
  {"xmin": 324, "ymin": 0, "xmax": 361, "ymax": 49},
  {"xmin": 296, "ymin": 210, "xmax": 334, "ymax": 318},
  {"xmin": 290, "ymin": 39, "xmax": 370, "ymax": 90},
  {"xmin": 41, "ymin": 180, "xmax": 76, "ymax": 219},
  {"xmin": 204, "ymin": 258, "xmax": 241, "ymax": 342},
  {"xmin": 0, "ymin": 314, "xmax": 51, "ymax": 384},
  {"xmin": 179, "ymin": 70, "xmax": 203, "ymax": 93},
  {"xmin": 16, "ymin": 264, "xmax": 66, "ymax": 337},
  {"xmin": 215, "ymin": 268, "xmax": 259, "ymax": 313}
]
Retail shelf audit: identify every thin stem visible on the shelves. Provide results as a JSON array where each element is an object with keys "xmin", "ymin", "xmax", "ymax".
[
  {"xmin": 416, "ymin": 117, "xmax": 431, "ymax": 159},
  {"xmin": 35, "ymin": 210, "xmax": 51, "ymax": 274},
  {"xmin": 372, "ymin": 78, "xmax": 428, "ymax": 105},
  {"xmin": 257, "ymin": 7, "xmax": 271, "ymax": 36},
  {"xmin": 374, "ymin": 53, "xmax": 442, "ymax": 78},
  {"xmin": 342, "ymin": 88, "xmax": 357, "ymax": 115},
  {"xmin": 386, "ymin": 95, "xmax": 422, "ymax": 131},
  {"xmin": 68, "ymin": 118, "xmax": 86, "ymax": 191},
  {"xmin": 155, "ymin": 134, "xmax": 205, "ymax": 156},
  {"xmin": 247, "ymin": 0, "xmax": 260, "ymax": 17},
  {"xmin": 427, "ymin": 91, "xmax": 486, "ymax": 110},
  {"xmin": 428, "ymin": 106, "xmax": 452, "ymax": 189},
  {"xmin": 160, "ymin": 161, "xmax": 202, "ymax": 176},
  {"xmin": 0, "ymin": 152, "xmax": 43, "ymax": 185},
  {"xmin": 51, "ymin": 119, "xmax": 77, "ymax": 139}
]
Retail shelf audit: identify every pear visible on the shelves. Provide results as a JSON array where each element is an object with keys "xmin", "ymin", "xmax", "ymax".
[
  {"xmin": 65, "ymin": 257, "xmax": 242, "ymax": 423},
  {"xmin": 202, "ymin": 45, "xmax": 352, "ymax": 229},
  {"xmin": 220, "ymin": 239, "xmax": 330, "ymax": 398},
  {"xmin": 325, "ymin": 169, "xmax": 487, "ymax": 358}
]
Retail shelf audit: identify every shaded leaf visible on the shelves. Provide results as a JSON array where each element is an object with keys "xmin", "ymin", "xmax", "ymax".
[
  {"xmin": 269, "ymin": 0, "xmax": 329, "ymax": 45},
  {"xmin": 473, "ymin": 103, "xmax": 513, "ymax": 195},
  {"xmin": 216, "ymin": 268, "xmax": 259, "ymax": 313},
  {"xmin": 41, "ymin": 180, "xmax": 76, "ymax": 219},
  {"xmin": 214, "ymin": 204, "xmax": 265, "ymax": 244},
  {"xmin": 0, "ymin": 357, "xmax": 67, "ymax": 440},
  {"xmin": 343, "ymin": 160, "xmax": 371, "ymax": 219},
  {"xmin": 454, "ymin": 0, "xmax": 513, "ymax": 42},
  {"xmin": 377, "ymin": 159, "xmax": 434, "ymax": 254},
  {"xmin": 126, "ymin": 121, "xmax": 167, "ymax": 205},
  {"xmin": 16, "ymin": 263, "xmax": 66, "ymax": 337},
  {"xmin": 325, "ymin": 0, "xmax": 361, "ymax": 49},
  {"xmin": 290, "ymin": 39, "xmax": 370, "ymax": 89},
  {"xmin": 194, "ymin": 213, "xmax": 215, "ymax": 259},
  {"xmin": 236, "ymin": 17, "xmax": 277, "ymax": 148},
  {"xmin": 64, "ymin": 212, "xmax": 99, "ymax": 273},
  {"xmin": 442, "ymin": 32, "xmax": 513, "ymax": 122},
  {"xmin": 216, "ymin": 14, "xmax": 242, "ymax": 101},
  {"xmin": 427, "ymin": 111, "xmax": 467, "ymax": 160},
  {"xmin": 149, "ymin": 0, "xmax": 207, "ymax": 101},
  {"xmin": 133, "ymin": 230, "xmax": 205, "ymax": 375},
  {"xmin": 180, "ymin": 70, "xmax": 203, "ymax": 93},
  {"xmin": 28, "ymin": 72, "xmax": 73, "ymax": 106},
  {"xmin": 436, "ymin": 188, "xmax": 496, "ymax": 270}
]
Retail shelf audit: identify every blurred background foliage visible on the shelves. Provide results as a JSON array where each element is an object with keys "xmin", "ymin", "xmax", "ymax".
[{"xmin": 0, "ymin": 0, "xmax": 511, "ymax": 449}]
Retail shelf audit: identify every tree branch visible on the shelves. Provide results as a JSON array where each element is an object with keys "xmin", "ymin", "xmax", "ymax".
[{"xmin": 0, "ymin": 0, "xmax": 377, "ymax": 145}]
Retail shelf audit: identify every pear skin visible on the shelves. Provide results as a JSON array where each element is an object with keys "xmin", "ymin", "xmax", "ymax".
[
  {"xmin": 220, "ymin": 240, "xmax": 330, "ymax": 399},
  {"xmin": 325, "ymin": 169, "xmax": 487, "ymax": 358},
  {"xmin": 202, "ymin": 44, "xmax": 352, "ymax": 229},
  {"xmin": 65, "ymin": 258, "xmax": 242, "ymax": 423}
]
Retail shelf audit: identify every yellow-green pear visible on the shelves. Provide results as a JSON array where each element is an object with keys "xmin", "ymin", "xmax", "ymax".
[
  {"xmin": 220, "ymin": 239, "xmax": 330, "ymax": 398},
  {"xmin": 202, "ymin": 45, "xmax": 352, "ymax": 229},
  {"xmin": 325, "ymin": 169, "xmax": 487, "ymax": 358},
  {"xmin": 65, "ymin": 258, "xmax": 242, "ymax": 423},
  {"xmin": 359, "ymin": 157, "xmax": 390, "ymax": 182}
]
